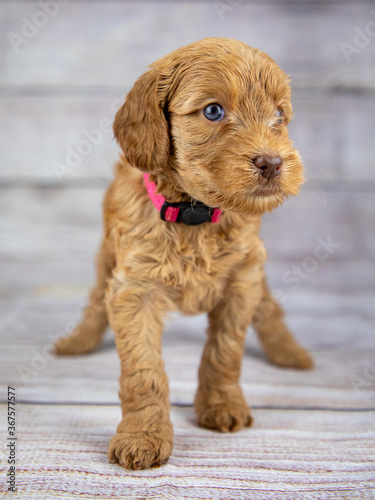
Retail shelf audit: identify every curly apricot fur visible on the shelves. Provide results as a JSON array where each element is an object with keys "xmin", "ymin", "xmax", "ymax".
[{"xmin": 56, "ymin": 38, "xmax": 313, "ymax": 470}]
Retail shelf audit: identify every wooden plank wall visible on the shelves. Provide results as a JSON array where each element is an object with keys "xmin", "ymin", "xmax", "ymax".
[{"xmin": 1, "ymin": 1, "xmax": 374, "ymax": 499}]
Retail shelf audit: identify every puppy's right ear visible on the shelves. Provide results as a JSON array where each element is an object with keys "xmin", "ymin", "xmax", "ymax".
[{"xmin": 113, "ymin": 68, "xmax": 170, "ymax": 174}]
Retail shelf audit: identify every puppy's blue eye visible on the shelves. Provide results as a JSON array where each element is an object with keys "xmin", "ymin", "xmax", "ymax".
[
  {"xmin": 275, "ymin": 108, "xmax": 283, "ymax": 123},
  {"xmin": 203, "ymin": 104, "xmax": 225, "ymax": 121}
]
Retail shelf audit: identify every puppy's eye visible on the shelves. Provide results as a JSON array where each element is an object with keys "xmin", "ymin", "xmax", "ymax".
[
  {"xmin": 203, "ymin": 104, "xmax": 225, "ymax": 121},
  {"xmin": 275, "ymin": 108, "xmax": 283, "ymax": 124}
]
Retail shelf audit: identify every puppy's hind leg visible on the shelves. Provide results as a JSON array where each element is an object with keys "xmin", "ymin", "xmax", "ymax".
[
  {"xmin": 252, "ymin": 277, "xmax": 313, "ymax": 369},
  {"xmin": 54, "ymin": 238, "xmax": 114, "ymax": 355}
]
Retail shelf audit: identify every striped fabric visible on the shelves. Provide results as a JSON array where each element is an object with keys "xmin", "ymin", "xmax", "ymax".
[{"xmin": 2, "ymin": 404, "xmax": 374, "ymax": 500}]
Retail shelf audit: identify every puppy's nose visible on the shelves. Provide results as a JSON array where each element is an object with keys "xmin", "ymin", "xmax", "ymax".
[{"xmin": 253, "ymin": 154, "xmax": 283, "ymax": 180}]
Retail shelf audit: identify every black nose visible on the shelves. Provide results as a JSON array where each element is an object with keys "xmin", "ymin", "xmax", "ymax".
[{"xmin": 253, "ymin": 154, "xmax": 283, "ymax": 180}]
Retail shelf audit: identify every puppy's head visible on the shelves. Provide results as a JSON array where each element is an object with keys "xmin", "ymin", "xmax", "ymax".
[{"xmin": 114, "ymin": 38, "xmax": 304, "ymax": 216}]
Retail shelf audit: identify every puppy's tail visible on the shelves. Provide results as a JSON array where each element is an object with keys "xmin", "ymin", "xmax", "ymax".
[{"xmin": 54, "ymin": 238, "xmax": 114, "ymax": 355}]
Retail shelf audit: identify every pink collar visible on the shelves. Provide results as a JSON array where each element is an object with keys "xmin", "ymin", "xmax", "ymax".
[{"xmin": 143, "ymin": 173, "xmax": 222, "ymax": 225}]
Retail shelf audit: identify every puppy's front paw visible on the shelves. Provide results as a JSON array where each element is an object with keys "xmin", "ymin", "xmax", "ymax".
[
  {"xmin": 108, "ymin": 429, "xmax": 173, "ymax": 470},
  {"xmin": 196, "ymin": 390, "xmax": 252, "ymax": 432}
]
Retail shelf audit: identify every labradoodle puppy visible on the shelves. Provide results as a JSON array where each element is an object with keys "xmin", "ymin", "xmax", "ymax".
[{"xmin": 55, "ymin": 37, "xmax": 313, "ymax": 470}]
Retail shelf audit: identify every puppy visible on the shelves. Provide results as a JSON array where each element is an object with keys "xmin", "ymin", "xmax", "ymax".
[{"xmin": 55, "ymin": 38, "xmax": 313, "ymax": 470}]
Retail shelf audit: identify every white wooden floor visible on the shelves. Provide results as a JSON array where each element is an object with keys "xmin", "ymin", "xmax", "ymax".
[{"xmin": 1, "ymin": 2, "xmax": 375, "ymax": 499}]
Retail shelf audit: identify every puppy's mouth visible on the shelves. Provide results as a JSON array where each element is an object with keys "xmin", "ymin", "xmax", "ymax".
[
  {"xmin": 252, "ymin": 182, "xmax": 281, "ymax": 197},
  {"xmin": 207, "ymin": 174, "xmax": 297, "ymax": 217},
  {"xmin": 254, "ymin": 191, "xmax": 277, "ymax": 197}
]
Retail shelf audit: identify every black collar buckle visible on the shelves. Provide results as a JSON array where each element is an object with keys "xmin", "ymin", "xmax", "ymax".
[{"xmin": 160, "ymin": 201, "xmax": 215, "ymax": 226}]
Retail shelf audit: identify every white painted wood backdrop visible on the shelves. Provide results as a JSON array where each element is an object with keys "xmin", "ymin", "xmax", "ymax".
[{"xmin": 1, "ymin": 2, "xmax": 374, "ymax": 499}]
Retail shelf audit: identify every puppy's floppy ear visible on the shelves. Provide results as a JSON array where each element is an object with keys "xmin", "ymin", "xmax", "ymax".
[{"xmin": 113, "ymin": 67, "xmax": 170, "ymax": 173}]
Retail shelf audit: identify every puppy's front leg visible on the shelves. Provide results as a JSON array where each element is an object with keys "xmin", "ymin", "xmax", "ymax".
[
  {"xmin": 195, "ymin": 254, "xmax": 264, "ymax": 432},
  {"xmin": 105, "ymin": 279, "xmax": 173, "ymax": 470}
]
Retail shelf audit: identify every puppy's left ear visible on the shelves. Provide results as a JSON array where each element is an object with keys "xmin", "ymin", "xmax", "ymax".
[{"xmin": 113, "ymin": 67, "xmax": 170, "ymax": 173}]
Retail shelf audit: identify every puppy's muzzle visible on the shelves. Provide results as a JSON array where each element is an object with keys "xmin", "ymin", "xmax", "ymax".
[{"xmin": 253, "ymin": 154, "xmax": 283, "ymax": 180}]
